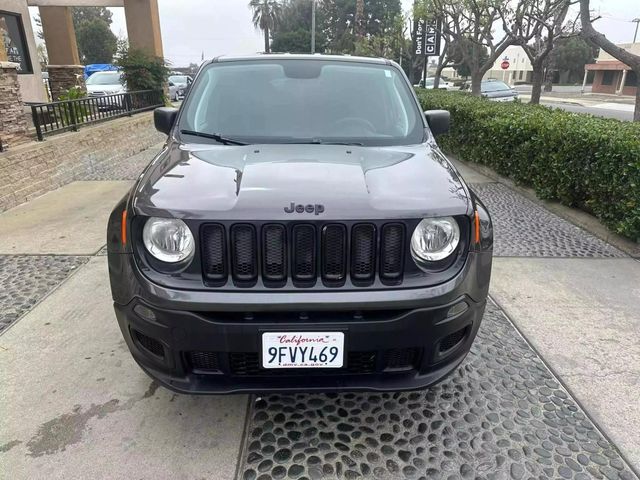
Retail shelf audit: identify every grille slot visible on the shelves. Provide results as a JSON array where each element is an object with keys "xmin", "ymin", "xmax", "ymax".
[
  {"xmin": 201, "ymin": 224, "xmax": 227, "ymax": 284},
  {"xmin": 187, "ymin": 351, "xmax": 221, "ymax": 372},
  {"xmin": 229, "ymin": 351, "xmax": 377, "ymax": 376},
  {"xmin": 292, "ymin": 224, "xmax": 316, "ymax": 285},
  {"xmin": 322, "ymin": 224, "xmax": 347, "ymax": 285},
  {"xmin": 133, "ymin": 330, "xmax": 164, "ymax": 358},
  {"xmin": 439, "ymin": 328, "xmax": 468, "ymax": 353},
  {"xmin": 262, "ymin": 224, "xmax": 286, "ymax": 283},
  {"xmin": 380, "ymin": 223, "xmax": 405, "ymax": 283},
  {"xmin": 384, "ymin": 348, "xmax": 420, "ymax": 370},
  {"xmin": 230, "ymin": 224, "xmax": 258, "ymax": 285},
  {"xmin": 200, "ymin": 221, "xmax": 410, "ymax": 287},
  {"xmin": 351, "ymin": 224, "xmax": 376, "ymax": 284}
]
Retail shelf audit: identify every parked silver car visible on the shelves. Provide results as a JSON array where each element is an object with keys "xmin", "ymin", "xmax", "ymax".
[
  {"xmin": 86, "ymin": 71, "xmax": 126, "ymax": 109},
  {"xmin": 480, "ymin": 80, "xmax": 518, "ymax": 101},
  {"xmin": 168, "ymin": 75, "xmax": 192, "ymax": 101}
]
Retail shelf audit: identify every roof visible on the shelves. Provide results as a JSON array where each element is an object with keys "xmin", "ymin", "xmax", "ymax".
[
  {"xmin": 210, "ymin": 54, "xmax": 390, "ymax": 65},
  {"xmin": 585, "ymin": 60, "xmax": 631, "ymax": 71}
]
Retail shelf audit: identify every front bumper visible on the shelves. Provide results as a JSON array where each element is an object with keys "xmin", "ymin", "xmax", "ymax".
[{"xmin": 109, "ymin": 250, "xmax": 491, "ymax": 394}]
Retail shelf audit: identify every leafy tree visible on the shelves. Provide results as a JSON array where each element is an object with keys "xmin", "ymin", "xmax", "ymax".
[
  {"xmin": 549, "ymin": 36, "xmax": 596, "ymax": 84},
  {"xmin": 116, "ymin": 47, "xmax": 169, "ymax": 92},
  {"xmin": 272, "ymin": 29, "xmax": 327, "ymax": 53},
  {"xmin": 448, "ymin": 39, "xmax": 488, "ymax": 78},
  {"xmin": 72, "ymin": 7, "xmax": 113, "ymax": 28},
  {"xmin": 76, "ymin": 19, "xmax": 117, "ymax": 64},
  {"xmin": 249, "ymin": 0, "xmax": 283, "ymax": 53},
  {"xmin": 272, "ymin": 0, "xmax": 327, "ymax": 52}
]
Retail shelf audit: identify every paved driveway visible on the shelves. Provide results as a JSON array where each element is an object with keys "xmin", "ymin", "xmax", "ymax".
[{"xmin": 1, "ymin": 146, "xmax": 638, "ymax": 480}]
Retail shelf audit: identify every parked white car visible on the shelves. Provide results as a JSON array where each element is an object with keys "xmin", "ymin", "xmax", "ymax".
[
  {"xmin": 168, "ymin": 74, "xmax": 192, "ymax": 101},
  {"xmin": 415, "ymin": 77, "xmax": 456, "ymax": 90},
  {"xmin": 86, "ymin": 71, "xmax": 126, "ymax": 109}
]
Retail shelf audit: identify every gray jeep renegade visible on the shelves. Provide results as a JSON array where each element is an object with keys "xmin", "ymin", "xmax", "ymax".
[{"xmin": 107, "ymin": 54, "xmax": 493, "ymax": 394}]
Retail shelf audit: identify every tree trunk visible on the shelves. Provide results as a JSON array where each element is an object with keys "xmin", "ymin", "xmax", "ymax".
[
  {"xmin": 543, "ymin": 69, "xmax": 553, "ymax": 92},
  {"xmin": 471, "ymin": 72, "xmax": 483, "ymax": 96},
  {"xmin": 433, "ymin": 63, "xmax": 444, "ymax": 89},
  {"xmin": 264, "ymin": 26, "xmax": 270, "ymax": 53},
  {"xmin": 530, "ymin": 62, "xmax": 544, "ymax": 104}
]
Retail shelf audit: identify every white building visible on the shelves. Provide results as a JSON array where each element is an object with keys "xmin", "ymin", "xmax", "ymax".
[{"xmin": 484, "ymin": 45, "xmax": 533, "ymax": 85}]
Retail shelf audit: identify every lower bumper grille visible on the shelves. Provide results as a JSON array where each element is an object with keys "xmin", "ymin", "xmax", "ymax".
[{"xmin": 185, "ymin": 348, "xmax": 421, "ymax": 376}]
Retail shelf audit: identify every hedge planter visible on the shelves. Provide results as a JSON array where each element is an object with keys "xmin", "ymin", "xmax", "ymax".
[{"xmin": 418, "ymin": 90, "xmax": 640, "ymax": 242}]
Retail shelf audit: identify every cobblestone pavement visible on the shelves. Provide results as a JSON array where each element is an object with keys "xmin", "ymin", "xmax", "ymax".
[
  {"xmin": 0, "ymin": 255, "xmax": 89, "ymax": 332},
  {"xmin": 470, "ymin": 183, "xmax": 625, "ymax": 258},
  {"xmin": 82, "ymin": 143, "xmax": 163, "ymax": 181},
  {"xmin": 239, "ymin": 302, "xmax": 637, "ymax": 480}
]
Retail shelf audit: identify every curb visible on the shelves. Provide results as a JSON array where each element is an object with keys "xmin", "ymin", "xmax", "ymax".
[{"xmin": 452, "ymin": 156, "xmax": 640, "ymax": 258}]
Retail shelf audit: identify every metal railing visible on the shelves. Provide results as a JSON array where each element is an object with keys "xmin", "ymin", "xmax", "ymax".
[{"xmin": 30, "ymin": 89, "xmax": 164, "ymax": 141}]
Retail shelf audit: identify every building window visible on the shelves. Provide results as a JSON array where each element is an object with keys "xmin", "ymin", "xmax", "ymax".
[
  {"xmin": 601, "ymin": 70, "xmax": 615, "ymax": 86},
  {"xmin": 519, "ymin": 70, "xmax": 524, "ymax": 80},
  {"xmin": 0, "ymin": 11, "xmax": 33, "ymax": 74},
  {"xmin": 625, "ymin": 71, "xmax": 637, "ymax": 87}
]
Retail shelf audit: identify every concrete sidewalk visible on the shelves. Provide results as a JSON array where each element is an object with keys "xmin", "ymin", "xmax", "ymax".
[{"xmin": 0, "ymin": 258, "xmax": 248, "ymax": 479}]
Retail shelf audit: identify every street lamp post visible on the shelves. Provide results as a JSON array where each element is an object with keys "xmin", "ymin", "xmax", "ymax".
[
  {"xmin": 311, "ymin": 0, "xmax": 316, "ymax": 53},
  {"xmin": 633, "ymin": 18, "xmax": 639, "ymax": 43}
]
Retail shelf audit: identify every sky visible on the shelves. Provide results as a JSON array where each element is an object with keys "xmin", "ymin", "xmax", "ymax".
[{"xmin": 30, "ymin": 0, "xmax": 639, "ymax": 68}]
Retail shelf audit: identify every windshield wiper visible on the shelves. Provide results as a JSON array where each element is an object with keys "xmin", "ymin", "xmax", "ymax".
[
  {"xmin": 180, "ymin": 130, "xmax": 248, "ymax": 145},
  {"xmin": 280, "ymin": 139, "xmax": 364, "ymax": 146}
]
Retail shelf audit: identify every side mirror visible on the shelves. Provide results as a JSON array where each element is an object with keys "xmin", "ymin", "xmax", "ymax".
[
  {"xmin": 424, "ymin": 110, "xmax": 450, "ymax": 136},
  {"xmin": 154, "ymin": 107, "xmax": 179, "ymax": 135},
  {"xmin": 168, "ymin": 81, "xmax": 175, "ymax": 87}
]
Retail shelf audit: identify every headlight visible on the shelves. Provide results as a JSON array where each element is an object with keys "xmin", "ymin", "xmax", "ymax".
[
  {"xmin": 410, "ymin": 217, "xmax": 460, "ymax": 265},
  {"xmin": 143, "ymin": 217, "xmax": 195, "ymax": 263}
]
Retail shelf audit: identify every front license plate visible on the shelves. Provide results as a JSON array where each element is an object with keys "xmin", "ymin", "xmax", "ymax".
[{"xmin": 262, "ymin": 332, "xmax": 344, "ymax": 369}]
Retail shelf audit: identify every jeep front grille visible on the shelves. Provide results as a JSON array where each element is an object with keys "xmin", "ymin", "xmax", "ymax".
[{"xmin": 200, "ymin": 222, "xmax": 406, "ymax": 288}]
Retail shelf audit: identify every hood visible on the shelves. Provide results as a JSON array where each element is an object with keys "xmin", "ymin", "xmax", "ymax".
[
  {"xmin": 86, "ymin": 84, "xmax": 123, "ymax": 94},
  {"xmin": 133, "ymin": 142, "xmax": 471, "ymax": 220}
]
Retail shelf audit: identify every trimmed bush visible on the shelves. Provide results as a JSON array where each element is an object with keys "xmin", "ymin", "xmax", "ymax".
[{"xmin": 417, "ymin": 90, "xmax": 640, "ymax": 241}]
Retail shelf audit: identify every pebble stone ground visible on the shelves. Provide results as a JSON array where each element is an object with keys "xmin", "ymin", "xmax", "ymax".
[
  {"xmin": 239, "ymin": 303, "xmax": 637, "ymax": 480},
  {"xmin": 470, "ymin": 184, "xmax": 625, "ymax": 258},
  {"xmin": 0, "ymin": 255, "xmax": 88, "ymax": 333}
]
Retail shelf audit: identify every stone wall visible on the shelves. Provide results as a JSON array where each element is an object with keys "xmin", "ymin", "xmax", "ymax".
[
  {"xmin": 0, "ymin": 62, "xmax": 29, "ymax": 148},
  {"xmin": 0, "ymin": 112, "xmax": 164, "ymax": 212},
  {"xmin": 47, "ymin": 65, "xmax": 85, "ymax": 100}
]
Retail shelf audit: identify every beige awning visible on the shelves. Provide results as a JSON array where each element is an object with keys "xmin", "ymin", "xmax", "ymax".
[{"xmin": 585, "ymin": 61, "xmax": 630, "ymax": 71}]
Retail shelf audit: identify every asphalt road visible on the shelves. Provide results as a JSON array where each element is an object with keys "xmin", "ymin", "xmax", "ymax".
[{"xmin": 541, "ymin": 101, "xmax": 635, "ymax": 121}]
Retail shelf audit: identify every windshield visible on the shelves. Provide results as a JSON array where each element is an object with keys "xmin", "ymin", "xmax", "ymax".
[
  {"xmin": 169, "ymin": 75, "xmax": 189, "ymax": 84},
  {"xmin": 86, "ymin": 72, "xmax": 122, "ymax": 85},
  {"xmin": 179, "ymin": 59, "xmax": 425, "ymax": 146},
  {"xmin": 482, "ymin": 81, "xmax": 511, "ymax": 92}
]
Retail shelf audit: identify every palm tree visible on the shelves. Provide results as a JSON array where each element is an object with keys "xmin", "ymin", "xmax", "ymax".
[
  {"xmin": 249, "ymin": 0, "xmax": 282, "ymax": 53},
  {"xmin": 355, "ymin": 0, "xmax": 365, "ymax": 38}
]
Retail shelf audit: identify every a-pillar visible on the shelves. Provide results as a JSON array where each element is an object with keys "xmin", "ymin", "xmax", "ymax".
[
  {"xmin": 124, "ymin": 0, "xmax": 164, "ymax": 57},
  {"xmin": 39, "ymin": 6, "xmax": 85, "ymax": 100},
  {"xmin": 0, "ymin": 62, "xmax": 29, "ymax": 149}
]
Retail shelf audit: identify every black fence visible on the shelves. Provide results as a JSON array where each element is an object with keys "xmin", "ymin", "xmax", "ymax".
[{"xmin": 30, "ymin": 90, "xmax": 164, "ymax": 141}]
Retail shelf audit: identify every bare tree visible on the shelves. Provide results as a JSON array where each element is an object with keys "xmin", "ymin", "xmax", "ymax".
[
  {"xmin": 507, "ymin": 0, "xmax": 577, "ymax": 104},
  {"xmin": 434, "ymin": 0, "xmax": 523, "ymax": 96},
  {"xmin": 579, "ymin": 0, "xmax": 640, "ymax": 121}
]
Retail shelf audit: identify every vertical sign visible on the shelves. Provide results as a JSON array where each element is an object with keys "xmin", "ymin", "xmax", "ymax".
[{"xmin": 415, "ymin": 18, "xmax": 441, "ymax": 86}]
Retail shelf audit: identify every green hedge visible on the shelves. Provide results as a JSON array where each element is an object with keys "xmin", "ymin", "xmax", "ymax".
[{"xmin": 417, "ymin": 90, "xmax": 640, "ymax": 241}]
